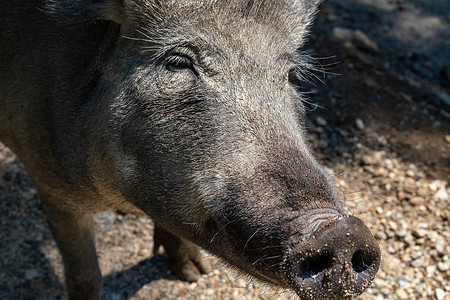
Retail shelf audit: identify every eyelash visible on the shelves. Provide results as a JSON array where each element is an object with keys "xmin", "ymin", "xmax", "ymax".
[
  {"xmin": 288, "ymin": 67, "xmax": 302, "ymax": 87},
  {"xmin": 165, "ymin": 53, "xmax": 199, "ymax": 77}
]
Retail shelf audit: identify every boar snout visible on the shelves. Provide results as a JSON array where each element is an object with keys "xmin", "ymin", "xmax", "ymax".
[{"xmin": 287, "ymin": 215, "xmax": 381, "ymax": 299}]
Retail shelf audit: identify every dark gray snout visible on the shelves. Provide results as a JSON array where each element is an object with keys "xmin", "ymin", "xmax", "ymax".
[{"xmin": 288, "ymin": 215, "xmax": 381, "ymax": 299}]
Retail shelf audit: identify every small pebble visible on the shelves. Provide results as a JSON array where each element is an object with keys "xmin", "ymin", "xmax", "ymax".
[
  {"xmin": 435, "ymin": 288, "xmax": 446, "ymax": 300},
  {"xmin": 316, "ymin": 116, "xmax": 328, "ymax": 126},
  {"xmin": 438, "ymin": 262, "xmax": 449, "ymax": 272},
  {"xmin": 434, "ymin": 188, "xmax": 449, "ymax": 201},
  {"xmin": 411, "ymin": 258, "xmax": 425, "ymax": 268},
  {"xmin": 445, "ymin": 135, "xmax": 450, "ymax": 143},
  {"xmin": 25, "ymin": 269, "xmax": 39, "ymax": 280},
  {"xmin": 355, "ymin": 118, "xmax": 365, "ymax": 130},
  {"xmin": 110, "ymin": 294, "xmax": 121, "ymax": 300},
  {"xmin": 396, "ymin": 229, "xmax": 407, "ymax": 238},
  {"xmin": 409, "ymin": 196, "xmax": 425, "ymax": 206},
  {"xmin": 396, "ymin": 288, "xmax": 409, "ymax": 299}
]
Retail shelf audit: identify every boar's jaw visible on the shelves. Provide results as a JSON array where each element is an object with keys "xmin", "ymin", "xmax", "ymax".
[
  {"xmin": 194, "ymin": 204, "xmax": 344, "ymax": 289},
  {"xmin": 190, "ymin": 183, "xmax": 380, "ymax": 298},
  {"xmin": 205, "ymin": 214, "xmax": 381, "ymax": 299}
]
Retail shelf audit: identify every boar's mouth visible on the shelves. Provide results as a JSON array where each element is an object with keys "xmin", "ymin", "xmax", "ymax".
[{"xmin": 208, "ymin": 214, "xmax": 381, "ymax": 299}]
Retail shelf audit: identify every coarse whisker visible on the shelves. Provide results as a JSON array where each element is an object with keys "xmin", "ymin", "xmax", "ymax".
[
  {"xmin": 308, "ymin": 72, "xmax": 327, "ymax": 86},
  {"xmin": 307, "ymin": 102, "xmax": 320, "ymax": 111},
  {"xmin": 313, "ymin": 62, "xmax": 341, "ymax": 70},
  {"xmin": 252, "ymin": 254, "xmax": 282, "ymax": 266},
  {"xmin": 301, "ymin": 53, "xmax": 338, "ymax": 65},
  {"xmin": 308, "ymin": 66, "xmax": 340, "ymax": 76},
  {"xmin": 221, "ymin": 269, "xmax": 248, "ymax": 289},
  {"xmin": 305, "ymin": 60, "xmax": 326, "ymax": 77},
  {"xmin": 123, "ymin": 35, "xmax": 154, "ymax": 43},
  {"xmin": 297, "ymin": 53, "xmax": 341, "ymax": 86},
  {"xmin": 347, "ymin": 196, "xmax": 367, "ymax": 203},
  {"xmin": 299, "ymin": 72, "xmax": 318, "ymax": 84},
  {"xmin": 141, "ymin": 48, "xmax": 163, "ymax": 54},
  {"xmin": 136, "ymin": 28, "xmax": 153, "ymax": 40},
  {"xmin": 366, "ymin": 189, "xmax": 388, "ymax": 201},
  {"xmin": 299, "ymin": 96, "xmax": 326, "ymax": 110},
  {"xmin": 343, "ymin": 195, "xmax": 367, "ymax": 212},
  {"xmin": 210, "ymin": 219, "xmax": 237, "ymax": 243},
  {"xmin": 301, "ymin": 66, "xmax": 329, "ymax": 82},
  {"xmin": 243, "ymin": 229, "xmax": 260, "ymax": 255},
  {"xmin": 258, "ymin": 285, "xmax": 284, "ymax": 300},
  {"xmin": 295, "ymin": 68, "xmax": 314, "ymax": 82},
  {"xmin": 306, "ymin": 54, "xmax": 337, "ymax": 61},
  {"xmin": 309, "ymin": 62, "xmax": 338, "ymax": 74},
  {"xmin": 138, "ymin": 26, "xmax": 165, "ymax": 38},
  {"xmin": 181, "ymin": 221, "xmax": 198, "ymax": 225},
  {"xmin": 235, "ymin": 284, "xmax": 256, "ymax": 300},
  {"xmin": 246, "ymin": 244, "xmax": 284, "ymax": 251},
  {"xmin": 135, "ymin": 28, "xmax": 166, "ymax": 46},
  {"xmin": 310, "ymin": 59, "xmax": 340, "ymax": 66},
  {"xmin": 252, "ymin": 254, "xmax": 267, "ymax": 265},
  {"xmin": 141, "ymin": 46, "xmax": 161, "ymax": 50},
  {"xmin": 296, "ymin": 68, "xmax": 327, "ymax": 86},
  {"xmin": 342, "ymin": 189, "xmax": 369, "ymax": 195},
  {"xmin": 336, "ymin": 170, "xmax": 354, "ymax": 177},
  {"xmin": 341, "ymin": 187, "xmax": 387, "ymax": 203},
  {"xmin": 303, "ymin": 101, "xmax": 325, "ymax": 111},
  {"xmin": 263, "ymin": 260, "xmax": 284, "ymax": 271}
]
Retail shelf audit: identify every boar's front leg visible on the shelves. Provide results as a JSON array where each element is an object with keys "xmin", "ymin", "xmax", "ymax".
[
  {"xmin": 43, "ymin": 198, "xmax": 102, "ymax": 300},
  {"xmin": 153, "ymin": 224, "xmax": 211, "ymax": 282}
]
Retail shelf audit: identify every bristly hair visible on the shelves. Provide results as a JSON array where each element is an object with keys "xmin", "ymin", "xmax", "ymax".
[
  {"xmin": 40, "ymin": 0, "xmax": 321, "ymax": 48},
  {"xmin": 39, "ymin": 0, "xmax": 98, "ymax": 23},
  {"xmin": 204, "ymin": 0, "xmax": 320, "ymax": 44},
  {"xmin": 239, "ymin": 0, "xmax": 321, "ymax": 20},
  {"xmin": 137, "ymin": 0, "xmax": 322, "ymax": 46}
]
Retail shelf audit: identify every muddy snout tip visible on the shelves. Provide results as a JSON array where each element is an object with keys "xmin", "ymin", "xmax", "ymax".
[{"xmin": 287, "ymin": 215, "xmax": 381, "ymax": 299}]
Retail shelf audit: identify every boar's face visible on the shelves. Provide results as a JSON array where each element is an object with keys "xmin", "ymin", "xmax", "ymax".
[{"xmin": 88, "ymin": 0, "xmax": 380, "ymax": 298}]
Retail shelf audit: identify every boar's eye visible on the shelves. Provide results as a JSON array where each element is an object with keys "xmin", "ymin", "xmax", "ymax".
[
  {"xmin": 288, "ymin": 67, "xmax": 303, "ymax": 90},
  {"xmin": 165, "ymin": 53, "xmax": 199, "ymax": 77}
]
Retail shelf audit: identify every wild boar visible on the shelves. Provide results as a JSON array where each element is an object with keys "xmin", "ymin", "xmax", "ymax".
[{"xmin": 0, "ymin": 0, "xmax": 381, "ymax": 299}]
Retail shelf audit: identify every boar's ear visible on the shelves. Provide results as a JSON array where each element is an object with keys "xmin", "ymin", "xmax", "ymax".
[
  {"xmin": 95, "ymin": 0, "xmax": 162, "ymax": 26},
  {"xmin": 95, "ymin": 0, "xmax": 127, "ymax": 24},
  {"xmin": 292, "ymin": 0, "xmax": 321, "ymax": 19}
]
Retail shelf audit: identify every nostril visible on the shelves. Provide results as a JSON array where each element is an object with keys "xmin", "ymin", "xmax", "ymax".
[
  {"xmin": 351, "ymin": 249, "xmax": 375, "ymax": 273},
  {"xmin": 299, "ymin": 251, "xmax": 334, "ymax": 279}
]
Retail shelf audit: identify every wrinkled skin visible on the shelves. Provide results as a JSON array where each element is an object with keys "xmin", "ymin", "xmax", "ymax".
[{"xmin": 0, "ymin": 0, "xmax": 380, "ymax": 299}]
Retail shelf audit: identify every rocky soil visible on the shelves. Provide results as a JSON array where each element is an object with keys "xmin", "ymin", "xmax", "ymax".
[{"xmin": 1, "ymin": 0, "xmax": 449, "ymax": 299}]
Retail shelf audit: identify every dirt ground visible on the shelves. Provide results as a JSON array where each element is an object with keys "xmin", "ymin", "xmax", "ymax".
[{"xmin": 0, "ymin": 0, "xmax": 449, "ymax": 299}]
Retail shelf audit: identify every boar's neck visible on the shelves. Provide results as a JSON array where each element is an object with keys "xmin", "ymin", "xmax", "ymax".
[
  {"xmin": 0, "ymin": 2, "xmax": 121, "ymax": 194},
  {"xmin": 50, "ymin": 21, "xmax": 121, "ymax": 185}
]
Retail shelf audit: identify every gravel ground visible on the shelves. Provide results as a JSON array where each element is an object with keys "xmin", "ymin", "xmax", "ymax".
[{"xmin": 1, "ymin": 0, "xmax": 449, "ymax": 299}]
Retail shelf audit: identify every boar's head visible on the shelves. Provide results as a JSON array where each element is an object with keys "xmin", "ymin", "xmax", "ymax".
[{"xmin": 86, "ymin": 0, "xmax": 381, "ymax": 298}]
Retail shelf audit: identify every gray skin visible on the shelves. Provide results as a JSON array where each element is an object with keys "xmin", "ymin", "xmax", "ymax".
[{"xmin": 0, "ymin": 0, "xmax": 381, "ymax": 299}]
